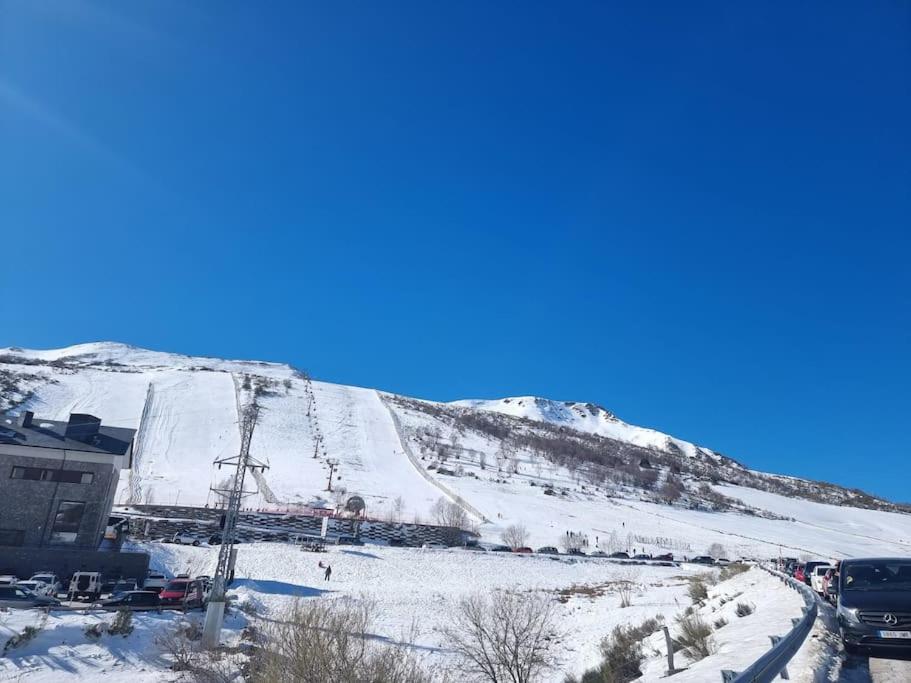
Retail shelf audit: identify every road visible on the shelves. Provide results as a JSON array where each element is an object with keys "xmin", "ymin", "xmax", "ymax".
[{"xmin": 811, "ymin": 592, "xmax": 911, "ymax": 682}]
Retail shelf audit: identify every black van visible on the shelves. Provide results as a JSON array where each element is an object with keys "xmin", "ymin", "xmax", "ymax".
[{"xmin": 834, "ymin": 557, "xmax": 911, "ymax": 653}]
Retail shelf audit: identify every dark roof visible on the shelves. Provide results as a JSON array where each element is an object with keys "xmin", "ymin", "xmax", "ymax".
[{"xmin": 0, "ymin": 415, "xmax": 135, "ymax": 456}]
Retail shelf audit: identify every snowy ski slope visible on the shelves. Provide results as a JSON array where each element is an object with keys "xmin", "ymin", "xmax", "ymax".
[{"xmin": 3, "ymin": 342, "xmax": 911, "ymax": 561}]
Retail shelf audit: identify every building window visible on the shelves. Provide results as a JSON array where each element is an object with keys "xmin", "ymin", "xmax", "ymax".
[
  {"xmin": 10, "ymin": 466, "xmax": 93, "ymax": 484},
  {"xmin": 0, "ymin": 529, "xmax": 25, "ymax": 546},
  {"xmin": 49, "ymin": 500, "xmax": 86, "ymax": 544}
]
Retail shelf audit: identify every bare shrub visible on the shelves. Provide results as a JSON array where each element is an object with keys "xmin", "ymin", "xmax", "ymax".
[
  {"xmin": 616, "ymin": 573, "xmax": 637, "ymax": 608},
  {"xmin": 440, "ymin": 590, "xmax": 560, "ymax": 683},
  {"xmin": 570, "ymin": 617, "xmax": 663, "ymax": 683},
  {"xmin": 674, "ymin": 614, "xmax": 716, "ymax": 661},
  {"xmin": 501, "ymin": 523, "xmax": 529, "ymax": 550},
  {"xmin": 253, "ymin": 598, "xmax": 430, "ymax": 683},
  {"xmin": 4, "ymin": 623, "xmax": 43, "ymax": 653},
  {"xmin": 687, "ymin": 578, "xmax": 708, "ymax": 604},
  {"xmin": 706, "ymin": 542, "xmax": 727, "ymax": 559},
  {"xmin": 84, "ymin": 622, "xmax": 106, "ymax": 639},
  {"xmin": 157, "ymin": 622, "xmax": 198, "ymax": 672},
  {"xmin": 735, "ymin": 601, "xmax": 755, "ymax": 617},
  {"xmin": 109, "ymin": 609, "xmax": 134, "ymax": 636},
  {"xmin": 719, "ymin": 563, "xmax": 750, "ymax": 581},
  {"xmin": 431, "ymin": 497, "xmax": 470, "ymax": 529},
  {"xmin": 713, "ymin": 617, "xmax": 728, "ymax": 630}
]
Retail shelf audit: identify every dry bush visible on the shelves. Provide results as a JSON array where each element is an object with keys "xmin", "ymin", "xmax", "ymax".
[
  {"xmin": 735, "ymin": 601, "xmax": 755, "ymax": 617},
  {"xmin": 157, "ymin": 622, "xmax": 198, "ymax": 672},
  {"xmin": 568, "ymin": 617, "xmax": 663, "ymax": 683},
  {"xmin": 109, "ymin": 609, "xmax": 134, "ymax": 636},
  {"xmin": 687, "ymin": 578, "xmax": 709, "ymax": 604},
  {"xmin": 719, "ymin": 563, "xmax": 750, "ymax": 581},
  {"xmin": 253, "ymin": 598, "xmax": 430, "ymax": 683},
  {"xmin": 501, "ymin": 523, "xmax": 529, "ymax": 550},
  {"xmin": 440, "ymin": 590, "xmax": 561, "ymax": 683},
  {"xmin": 674, "ymin": 614, "xmax": 716, "ymax": 661},
  {"xmin": 713, "ymin": 617, "xmax": 728, "ymax": 630}
]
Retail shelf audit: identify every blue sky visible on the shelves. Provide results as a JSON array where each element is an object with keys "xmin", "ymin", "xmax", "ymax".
[{"xmin": 1, "ymin": 2, "xmax": 908, "ymax": 501}]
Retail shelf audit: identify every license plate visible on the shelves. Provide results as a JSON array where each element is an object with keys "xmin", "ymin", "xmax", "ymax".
[{"xmin": 878, "ymin": 630, "xmax": 911, "ymax": 639}]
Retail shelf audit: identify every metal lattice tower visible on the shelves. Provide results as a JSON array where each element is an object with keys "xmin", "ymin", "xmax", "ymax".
[{"xmin": 203, "ymin": 402, "xmax": 268, "ymax": 648}]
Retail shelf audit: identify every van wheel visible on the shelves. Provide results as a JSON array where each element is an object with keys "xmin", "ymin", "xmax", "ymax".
[{"xmin": 192, "ymin": 540, "xmax": 200, "ymax": 546}]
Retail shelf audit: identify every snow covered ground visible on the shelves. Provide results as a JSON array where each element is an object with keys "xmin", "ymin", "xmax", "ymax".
[{"xmin": 0, "ymin": 543, "xmax": 811, "ymax": 682}]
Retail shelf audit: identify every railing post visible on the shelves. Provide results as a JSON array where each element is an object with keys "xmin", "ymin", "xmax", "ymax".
[
  {"xmin": 663, "ymin": 626, "xmax": 677, "ymax": 675},
  {"xmin": 768, "ymin": 635, "xmax": 789, "ymax": 679}
]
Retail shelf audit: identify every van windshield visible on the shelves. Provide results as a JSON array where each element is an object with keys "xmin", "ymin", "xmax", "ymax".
[{"xmin": 843, "ymin": 560, "xmax": 911, "ymax": 592}]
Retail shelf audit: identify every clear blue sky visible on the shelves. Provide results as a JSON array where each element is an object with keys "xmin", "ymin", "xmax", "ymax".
[{"xmin": 1, "ymin": 2, "xmax": 908, "ymax": 501}]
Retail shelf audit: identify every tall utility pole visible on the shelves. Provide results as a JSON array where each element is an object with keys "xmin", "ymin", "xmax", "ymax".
[{"xmin": 202, "ymin": 403, "xmax": 268, "ymax": 648}]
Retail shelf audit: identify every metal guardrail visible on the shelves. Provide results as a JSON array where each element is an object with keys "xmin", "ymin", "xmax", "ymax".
[{"xmin": 720, "ymin": 566, "xmax": 818, "ymax": 682}]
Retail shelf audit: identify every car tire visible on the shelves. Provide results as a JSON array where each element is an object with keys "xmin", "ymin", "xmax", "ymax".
[{"xmin": 192, "ymin": 540, "xmax": 200, "ymax": 547}]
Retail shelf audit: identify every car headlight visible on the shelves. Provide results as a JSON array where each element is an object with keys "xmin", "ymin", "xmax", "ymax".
[{"xmin": 839, "ymin": 606, "xmax": 861, "ymax": 625}]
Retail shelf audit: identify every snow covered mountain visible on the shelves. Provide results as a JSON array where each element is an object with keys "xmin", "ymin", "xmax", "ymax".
[
  {"xmin": 451, "ymin": 396, "xmax": 712, "ymax": 459},
  {"xmin": 2, "ymin": 341, "xmax": 910, "ymax": 561}
]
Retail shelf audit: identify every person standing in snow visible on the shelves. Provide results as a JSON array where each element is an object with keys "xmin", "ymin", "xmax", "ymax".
[{"xmin": 324, "ymin": 564, "xmax": 332, "ymax": 581}]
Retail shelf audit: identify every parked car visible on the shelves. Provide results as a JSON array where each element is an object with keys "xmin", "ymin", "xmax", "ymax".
[
  {"xmin": 0, "ymin": 585, "xmax": 61, "ymax": 609},
  {"xmin": 632, "ymin": 554, "xmax": 652, "ymax": 560},
  {"xmin": 835, "ymin": 557, "xmax": 911, "ymax": 653},
  {"xmin": 29, "ymin": 573, "xmax": 61, "ymax": 596},
  {"xmin": 489, "ymin": 545, "xmax": 512, "ymax": 553},
  {"xmin": 608, "ymin": 552, "xmax": 630, "ymax": 559},
  {"xmin": 159, "ymin": 579, "xmax": 192, "ymax": 605},
  {"xmin": 171, "ymin": 531, "xmax": 203, "ymax": 546},
  {"xmin": 716, "ymin": 558, "xmax": 731, "ymax": 566},
  {"xmin": 802, "ymin": 561, "xmax": 831, "ymax": 586},
  {"xmin": 337, "ymin": 535, "xmax": 365, "ymax": 546},
  {"xmin": 567, "ymin": 548, "xmax": 586, "ymax": 557},
  {"xmin": 111, "ymin": 579, "xmax": 140, "ymax": 595},
  {"xmin": 810, "ymin": 565, "xmax": 834, "ymax": 595},
  {"xmin": 0, "ymin": 575, "xmax": 18, "ymax": 586},
  {"xmin": 822, "ymin": 567, "xmax": 839, "ymax": 603},
  {"xmin": 654, "ymin": 553, "xmax": 674, "ymax": 562},
  {"xmin": 513, "ymin": 547, "xmax": 533, "ymax": 554},
  {"xmin": 15, "ymin": 580, "xmax": 48, "ymax": 596},
  {"xmin": 690, "ymin": 556, "xmax": 716, "ymax": 565},
  {"xmin": 102, "ymin": 591, "xmax": 161, "ymax": 609},
  {"xmin": 69, "ymin": 572, "xmax": 103, "ymax": 601},
  {"xmin": 143, "ymin": 572, "xmax": 168, "ymax": 593},
  {"xmin": 536, "ymin": 546, "xmax": 560, "ymax": 555},
  {"xmin": 589, "ymin": 550, "xmax": 608, "ymax": 557},
  {"xmin": 100, "ymin": 579, "xmax": 119, "ymax": 596}
]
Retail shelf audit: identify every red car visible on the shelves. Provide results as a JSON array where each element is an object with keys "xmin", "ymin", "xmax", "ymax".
[
  {"xmin": 513, "ymin": 547, "xmax": 533, "ymax": 554},
  {"xmin": 793, "ymin": 565, "xmax": 807, "ymax": 583},
  {"xmin": 158, "ymin": 579, "xmax": 191, "ymax": 605}
]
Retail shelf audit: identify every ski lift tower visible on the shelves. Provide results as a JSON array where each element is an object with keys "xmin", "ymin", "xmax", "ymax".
[{"xmin": 202, "ymin": 403, "xmax": 268, "ymax": 648}]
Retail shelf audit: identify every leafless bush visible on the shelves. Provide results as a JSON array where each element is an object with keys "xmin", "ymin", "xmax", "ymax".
[
  {"xmin": 252, "ymin": 598, "xmax": 430, "ymax": 683},
  {"xmin": 440, "ymin": 590, "xmax": 561, "ymax": 683},
  {"xmin": 156, "ymin": 623, "xmax": 197, "ymax": 671},
  {"xmin": 687, "ymin": 578, "xmax": 709, "ymax": 604},
  {"xmin": 568, "ymin": 617, "xmax": 663, "ymax": 683},
  {"xmin": 616, "ymin": 573, "xmax": 637, "ymax": 608},
  {"xmin": 431, "ymin": 497, "xmax": 470, "ymax": 529},
  {"xmin": 713, "ymin": 617, "xmax": 728, "ymax": 630},
  {"xmin": 719, "ymin": 563, "xmax": 750, "ymax": 581},
  {"xmin": 706, "ymin": 542, "xmax": 727, "ymax": 558},
  {"xmin": 108, "ymin": 609, "xmax": 134, "ymax": 636},
  {"xmin": 674, "ymin": 614, "xmax": 716, "ymax": 661},
  {"xmin": 735, "ymin": 601, "xmax": 755, "ymax": 617},
  {"xmin": 501, "ymin": 523, "xmax": 529, "ymax": 550}
]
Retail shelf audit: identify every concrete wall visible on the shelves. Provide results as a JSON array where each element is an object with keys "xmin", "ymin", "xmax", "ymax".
[
  {"xmin": 0, "ymin": 450, "xmax": 119, "ymax": 549},
  {"xmin": 0, "ymin": 548, "xmax": 149, "ymax": 581}
]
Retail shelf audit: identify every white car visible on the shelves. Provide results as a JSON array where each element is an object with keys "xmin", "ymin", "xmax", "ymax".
[
  {"xmin": 171, "ymin": 532, "xmax": 203, "ymax": 546},
  {"xmin": 0, "ymin": 575, "xmax": 18, "ymax": 586},
  {"xmin": 15, "ymin": 580, "xmax": 49, "ymax": 596},
  {"xmin": 29, "ymin": 573, "xmax": 62, "ymax": 596},
  {"xmin": 810, "ymin": 565, "xmax": 833, "ymax": 594}
]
